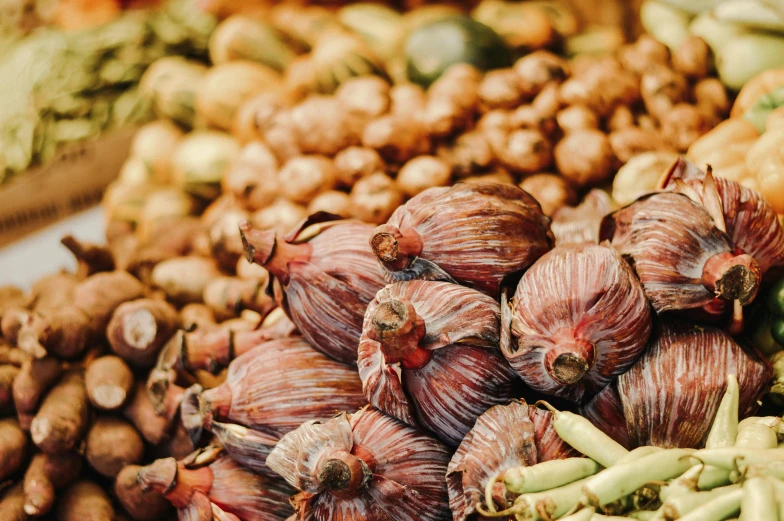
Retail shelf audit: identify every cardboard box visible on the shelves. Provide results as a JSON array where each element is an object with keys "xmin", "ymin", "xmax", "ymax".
[{"xmin": 0, "ymin": 127, "xmax": 136, "ymax": 247}]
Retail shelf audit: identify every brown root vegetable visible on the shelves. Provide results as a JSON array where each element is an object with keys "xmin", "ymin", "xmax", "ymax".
[
  {"xmin": 155, "ymin": 419, "xmax": 197, "ymax": 461},
  {"xmin": 0, "ymin": 483, "xmax": 27, "ymax": 521},
  {"xmin": 60, "ymin": 235, "xmax": 115, "ymax": 278},
  {"xmin": 307, "ymin": 190, "xmax": 352, "ymax": 217},
  {"xmin": 107, "ymin": 299, "xmax": 179, "ymax": 368},
  {"xmin": 85, "ymin": 356, "xmax": 133, "ymax": 411},
  {"xmin": 660, "ymin": 103, "xmax": 713, "ymax": 152},
  {"xmin": 390, "ymin": 82, "xmax": 427, "ymax": 115},
  {"xmin": 694, "ymin": 78, "xmax": 730, "ymax": 118},
  {"xmin": 497, "ymin": 128, "xmax": 553, "ymax": 174},
  {"xmin": 513, "ymin": 50, "xmax": 570, "ymax": 98},
  {"xmin": 290, "ymin": 95, "xmax": 360, "ymax": 155},
  {"xmin": 0, "ymin": 365, "xmax": 19, "ymax": 414},
  {"xmin": 30, "ymin": 370, "xmax": 89, "ymax": 454},
  {"xmin": 609, "ymin": 126, "xmax": 673, "ymax": 163},
  {"xmin": 12, "ymin": 357, "xmax": 61, "ymax": 429},
  {"xmin": 221, "ymin": 142, "xmax": 279, "ymax": 212},
  {"xmin": 532, "ymin": 82, "xmax": 562, "ymax": 119},
  {"xmin": 115, "ymin": 465, "xmax": 174, "ymax": 521},
  {"xmin": 0, "ymin": 286, "xmax": 28, "ymax": 320},
  {"xmin": 28, "ymin": 272, "xmax": 78, "ymax": 313},
  {"xmin": 608, "ymin": 105, "xmax": 635, "ymax": 131},
  {"xmin": 151, "ymin": 257, "xmax": 222, "ymax": 305},
  {"xmin": 397, "ymin": 155, "xmax": 452, "ymax": 197},
  {"xmin": 362, "ymin": 114, "xmax": 430, "ymax": 164},
  {"xmin": 278, "ymin": 155, "xmax": 338, "ymax": 203},
  {"xmin": 558, "ymin": 59, "xmax": 639, "ymax": 117},
  {"xmin": 440, "ymin": 131, "xmax": 494, "ymax": 178},
  {"xmin": 56, "ymin": 480, "xmax": 115, "ymax": 521},
  {"xmin": 335, "ymin": 76, "xmax": 390, "ymax": 122},
  {"xmin": 123, "ymin": 383, "xmax": 182, "ymax": 445},
  {"xmin": 640, "ymin": 65, "xmax": 689, "ymax": 121},
  {"xmin": 350, "ymin": 172, "xmax": 404, "ymax": 224},
  {"xmin": 554, "ymin": 129, "xmax": 616, "ymax": 188},
  {"xmin": 85, "ymin": 417, "xmax": 144, "ymax": 478},
  {"xmin": 207, "ymin": 206, "xmax": 251, "ymax": 272},
  {"xmin": 18, "ymin": 271, "xmax": 145, "ymax": 359},
  {"xmin": 462, "ymin": 170, "xmax": 517, "ymax": 186},
  {"xmin": 333, "ymin": 146, "xmax": 385, "ymax": 188},
  {"xmin": 202, "ymin": 277, "xmax": 274, "ymax": 320},
  {"xmin": 519, "ymin": 173, "xmax": 577, "ymax": 216},
  {"xmin": 478, "ymin": 68, "xmax": 525, "ymax": 110},
  {"xmin": 23, "ymin": 452, "xmax": 82, "ymax": 517},
  {"xmin": 250, "ymin": 198, "xmax": 308, "ymax": 235},
  {"xmin": 0, "ymin": 418, "xmax": 27, "ymax": 480},
  {"xmin": 672, "ymin": 35, "xmax": 711, "ymax": 79},
  {"xmin": 180, "ymin": 304, "xmax": 216, "ymax": 332},
  {"xmin": 0, "ymin": 344, "xmax": 29, "ymax": 367},
  {"xmin": 556, "ymin": 105, "xmax": 599, "ymax": 133},
  {"xmin": 618, "ymin": 35, "xmax": 670, "ymax": 75}
]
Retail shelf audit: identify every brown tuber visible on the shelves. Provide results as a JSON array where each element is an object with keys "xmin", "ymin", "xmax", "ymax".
[
  {"xmin": 23, "ymin": 452, "xmax": 82, "ymax": 517},
  {"xmin": 0, "ymin": 364, "xmax": 19, "ymax": 414},
  {"xmin": 556, "ymin": 105, "xmax": 599, "ymax": 133},
  {"xmin": 151, "ymin": 256, "xmax": 222, "ymax": 304},
  {"xmin": 333, "ymin": 146, "xmax": 385, "ymax": 187},
  {"xmin": 12, "ymin": 357, "xmax": 62, "ymax": 429},
  {"xmin": 30, "ymin": 370, "xmax": 89, "ymax": 454},
  {"xmin": 513, "ymin": 50, "xmax": 570, "ymax": 98},
  {"xmin": 202, "ymin": 276, "xmax": 275, "ymax": 320},
  {"xmin": 497, "ymin": 128, "xmax": 553, "ymax": 174},
  {"xmin": 115, "ymin": 465, "xmax": 174, "ymax": 521},
  {"xmin": 278, "ymin": 155, "xmax": 338, "ymax": 203},
  {"xmin": 555, "ymin": 129, "xmax": 616, "ymax": 188},
  {"xmin": 660, "ymin": 103, "xmax": 713, "ymax": 152},
  {"xmin": 0, "ymin": 483, "xmax": 27, "ymax": 521},
  {"xmin": 672, "ymin": 35, "xmax": 711, "ymax": 79},
  {"xmin": 250, "ymin": 198, "xmax": 308, "ymax": 235},
  {"xmin": 520, "ymin": 173, "xmax": 577, "ymax": 216},
  {"xmin": 0, "ymin": 417, "xmax": 27, "ymax": 480},
  {"xmin": 307, "ymin": 190, "xmax": 352, "ymax": 217},
  {"xmin": 85, "ymin": 417, "xmax": 144, "ymax": 477},
  {"xmin": 107, "ymin": 299, "xmax": 179, "ymax": 368},
  {"xmin": 56, "ymin": 480, "xmax": 115, "ymax": 521},
  {"xmin": 123, "ymin": 382, "xmax": 182, "ymax": 445},
  {"xmin": 85, "ymin": 355, "xmax": 134, "ymax": 411},
  {"xmin": 350, "ymin": 172, "xmax": 404, "ymax": 224},
  {"xmin": 478, "ymin": 68, "xmax": 525, "ymax": 110},
  {"xmin": 396, "ymin": 155, "xmax": 452, "ymax": 197}
]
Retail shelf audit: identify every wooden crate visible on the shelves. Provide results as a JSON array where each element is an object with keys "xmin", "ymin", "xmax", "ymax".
[{"xmin": 0, "ymin": 127, "xmax": 136, "ymax": 248}]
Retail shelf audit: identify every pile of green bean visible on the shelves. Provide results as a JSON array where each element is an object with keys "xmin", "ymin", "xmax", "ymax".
[{"xmin": 478, "ymin": 375, "xmax": 784, "ymax": 521}]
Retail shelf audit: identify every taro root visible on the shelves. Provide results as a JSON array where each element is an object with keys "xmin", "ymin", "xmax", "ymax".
[
  {"xmin": 12, "ymin": 356, "xmax": 62, "ymax": 428},
  {"xmin": 446, "ymin": 400, "xmax": 579, "ymax": 521},
  {"xmin": 239, "ymin": 213, "xmax": 387, "ymax": 364},
  {"xmin": 107, "ymin": 298, "xmax": 179, "ymax": 368},
  {"xmin": 370, "ymin": 184, "xmax": 554, "ymax": 298},
  {"xmin": 618, "ymin": 319, "xmax": 771, "ymax": 448},
  {"xmin": 0, "ymin": 418, "xmax": 27, "ymax": 480},
  {"xmin": 550, "ymin": 189, "xmax": 615, "ymax": 245},
  {"xmin": 30, "ymin": 370, "xmax": 89, "ymax": 454},
  {"xmin": 186, "ymin": 337, "xmax": 366, "ymax": 450},
  {"xmin": 503, "ymin": 243, "xmax": 652, "ymax": 403},
  {"xmin": 137, "ymin": 446, "xmax": 294, "ymax": 521},
  {"xmin": 358, "ymin": 280, "xmax": 520, "ymax": 446},
  {"xmin": 600, "ymin": 191, "xmax": 762, "ymax": 315},
  {"xmin": 267, "ymin": 406, "xmax": 452, "ymax": 521},
  {"xmin": 23, "ymin": 452, "xmax": 82, "ymax": 517},
  {"xmin": 662, "ymin": 158, "xmax": 784, "ymax": 280}
]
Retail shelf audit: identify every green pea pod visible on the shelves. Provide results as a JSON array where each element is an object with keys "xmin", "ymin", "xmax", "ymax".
[
  {"xmin": 580, "ymin": 449, "xmax": 697, "ymax": 507},
  {"xmin": 739, "ymin": 476, "xmax": 777, "ymax": 521},
  {"xmin": 673, "ymin": 488, "xmax": 742, "ymax": 521}
]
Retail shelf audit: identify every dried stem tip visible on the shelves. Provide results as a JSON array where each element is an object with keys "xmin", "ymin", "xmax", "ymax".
[
  {"xmin": 370, "ymin": 225, "xmax": 423, "ymax": 271},
  {"xmin": 702, "ymin": 253, "xmax": 760, "ymax": 305},
  {"xmin": 316, "ymin": 450, "xmax": 371, "ymax": 494},
  {"xmin": 544, "ymin": 334, "xmax": 596, "ymax": 386},
  {"xmin": 369, "ymin": 299, "xmax": 426, "ymax": 361},
  {"xmin": 238, "ymin": 221, "xmax": 311, "ymax": 284}
]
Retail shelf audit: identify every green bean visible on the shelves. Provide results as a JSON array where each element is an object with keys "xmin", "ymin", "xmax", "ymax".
[
  {"xmin": 692, "ymin": 448, "xmax": 784, "ymax": 470},
  {"xmin": 735, "ymin": 423, "xmax": 778, "ymax": 449},
  {"xmin": 502, "ymin": 457, "xmax": 602, "ymax": 494},
  {"xmin": 659, "ymin": 465, "xmax": 703, "ymax": 502},
  {"xmin": 705, "ymin": 374, "xmax": 739, "ymax": 449},
  {"xmin": 580, "ymin": 449, "xmax": 697, "ymax": 507},
  {"xmin": 557, "ymin": 508, "xmax": 595, "ymax": 521},
  {"xmin": 538, "ymin": 401, "xmax": 629, "ymax": 468},
  {"xmin": 660, "ymin": 484, "xmax": 740, "ymax": 520},
  {"xmin": 739, "ymin": 476, "xmax": 776, "ymax": 521},
  {"xmin": 674, "ymin": 488, "xmax": 742, "ymax": 521},
  {"xmin": 476, "ymin": 476, "xmax": 593, "ymax": 520}
]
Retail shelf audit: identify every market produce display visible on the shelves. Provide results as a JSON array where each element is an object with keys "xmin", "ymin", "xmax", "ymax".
[{"xmin": 8, "ymin": 1, "xmax": 784, "ymax": 520}]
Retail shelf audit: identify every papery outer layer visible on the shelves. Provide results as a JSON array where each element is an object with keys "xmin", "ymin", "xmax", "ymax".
[
  {"xmin": 378, "ymin": 183, "xmax": 554, "ymax": 297},
  {"xmin": 446, "ymin": 400, "xmax": 537, "ymax": 521},
  {"xmin": 206, "ymin": 453, "xmax": 295, "ymax": 521},
  {"xmin": 209, "ymin": 421, "xmax": 280, "ymax": 478},
  {"xmin": 551, "ymin": 189, "xmax": 616, "ymax": 246},
  {"xmin": 617, "ymin": 319, "xmax": 772, "ymax": 448},
  {"xmin": 599, "ymin": 192, "xmax": 740, "ymax": 313},
  {"xmin": 504, "ymin": 243, "xmax": 652, "ymax": 402},
  {"xmin": 201, "ymin": 337, "xmax": 366, "ymax": 438},
  {"xmin": 267, "ymin": 407, "xmax": 452, "ymax": 521},
  {"xmin": 358, "ymin": 281, "xmax": 521, "ymax": 446},
  {"xmin": 252, "ymin": 218, "xmax": 388, "ymax": 365},
  {"xmin": 664, "ymin": 158, "xmax": 784, "ymax": 278},
  {"xmin": 579, "ymin": 382, "xmax": 631, "ymax": 449}
]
